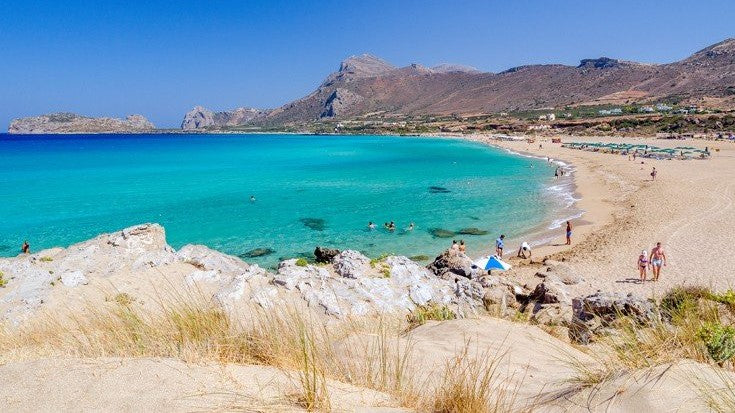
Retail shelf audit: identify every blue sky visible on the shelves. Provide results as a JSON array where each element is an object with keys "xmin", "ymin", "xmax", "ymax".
[{"xmin": 1, "ymin": 0, "xmax": 734, "ymax": 128}]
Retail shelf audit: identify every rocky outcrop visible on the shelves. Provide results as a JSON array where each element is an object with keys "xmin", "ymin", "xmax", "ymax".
[
  {"xmin": 320, "ymin": 88, "xmax": 364, "ymax": 118},
  {"xmin": 314, "ymin": 246, "xmax": 340, "ymax": 264},
  {"xmin": 8, "ymin": 113, "xmax": 155, "ymax": 134},
  {"xmin": 180, "ymin": 106, "xmax": 268, "ymax": 130},
  {"xmin": 569, "ymin": 291, "xmax": 657, "ymax": 344},
  {"xmin": 0, "ymin": 224, "xmax": 488, "ymax": 325},
  {"xmin": 427, "ymin": 249, "xmax": 477, "ymax": 279}
]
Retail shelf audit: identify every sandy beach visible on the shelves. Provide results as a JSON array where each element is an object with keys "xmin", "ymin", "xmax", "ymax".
[{"xmin": 462, "ymin": 134, "xmax": 735, "ymax": 298}]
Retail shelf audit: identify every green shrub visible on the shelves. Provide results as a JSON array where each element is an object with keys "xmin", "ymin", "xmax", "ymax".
[
  {"xmin": 295, "ymin": 258, "xmax": 308, "ymax": 267},
  {"xmin": 699, "ymin": 322, "xmax": 735, "ymax": 364},
  {"xmin": 709, "ymin": 290, "xmax": 735, "ymax": 309},
  {"xmin": 407, "ymin": 303, "xmax": 456, "ymax": 329},
  {"xmin": 0, "ymin": 271, "xmax": 6, "ymax": 288},
  {"xmin": 370, "ymin": 253, "xmax": 391, "ymax": 268},
  {"xmin": 40, "ymin": 256, "xmax": 53, "ymax": 262}
]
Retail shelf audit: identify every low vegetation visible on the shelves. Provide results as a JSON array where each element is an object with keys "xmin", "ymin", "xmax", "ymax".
[{"xmin": 406, "ymin": 303, "xmax": 456, "ymax": 329}]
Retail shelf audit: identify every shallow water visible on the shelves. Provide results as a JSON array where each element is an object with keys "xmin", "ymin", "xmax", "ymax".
[{"xmin": 0, "ymin": 134, "xmax": 567, "ymax": 266}]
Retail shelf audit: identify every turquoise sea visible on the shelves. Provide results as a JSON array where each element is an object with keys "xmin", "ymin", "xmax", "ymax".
[{"xmin": 0, "ymin": 134, "xmax": 572, "ymax": 267}]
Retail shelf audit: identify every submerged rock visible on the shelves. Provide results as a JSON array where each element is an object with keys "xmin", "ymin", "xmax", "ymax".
[
  {"xmin": 457, "ymin": 227, "xmax": 489, "ymax": 236},
  {"xmin": 300, "ymin": 218, "xmax": 327, "ymax": 231},
  {"xmin": 409, "ymin": 255, "xmax": 430, "ymax": 262},
  {"xmin": 429, "ymin": 228, "xmax": 456, "ymax": 238},
  {"xmin": 239, "ymin": 248, "xmax": 275, "ymax": 258},
  {"xmin": 428, "ymin": 186, "xmax": 451, "ymax": 193}
]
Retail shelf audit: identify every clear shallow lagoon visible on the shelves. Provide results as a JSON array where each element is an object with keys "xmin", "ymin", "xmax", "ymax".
[{"xmin": 0, "ymin": 134, "xmax": 567, "ymax": 267}]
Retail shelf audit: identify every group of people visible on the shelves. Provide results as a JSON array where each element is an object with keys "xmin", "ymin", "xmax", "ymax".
[
  {"xmin": 637, "ymin": 242, "xmax": 667, "ymax": 282},
  {"xmin": 368, "ymin": 221, "xmax": 414, "ymax": 232},
  {"xmin": 450, "ymin": 240, "xmax": 467, "ymax": 253}
]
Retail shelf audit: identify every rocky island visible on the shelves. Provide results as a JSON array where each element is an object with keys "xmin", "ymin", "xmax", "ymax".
[{"xmin": 8, "ymin": 112, "xmax": 155, "ymax": 134}]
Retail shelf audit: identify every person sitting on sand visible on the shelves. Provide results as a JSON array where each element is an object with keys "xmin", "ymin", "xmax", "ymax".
[
  {"xmin": 21, "ymin": 241, "xmax": 30, "ymax": 254},
  {"xmin": 637, "ymin": 250, "xmax": 649, "ymax": 282},
  {"xmin": 649, "ymin": 242, "xmax": 667, "ymax": 281},
  {"xmin": 459, "ymin": 240, "xmax": 466, "ymax": 253},
  {"xmin": 517, "ymin": 241, "xmax": 531, "ymax": 259},
  {"xmin": 495, "ymin": 235, "xmax": 505, "ymax": 256},
  {"xmin": 565, "ymin": 221, "xmax": 572, "ymax": 245},
  {"xmin": 368, "ymin": 221, "xmax": 376, "ymax": 230}
]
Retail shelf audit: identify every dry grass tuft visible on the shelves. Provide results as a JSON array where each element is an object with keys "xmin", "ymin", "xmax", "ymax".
[{"xmin": 429, "ymin": 342, "xmax": 525, "ymax": 413}]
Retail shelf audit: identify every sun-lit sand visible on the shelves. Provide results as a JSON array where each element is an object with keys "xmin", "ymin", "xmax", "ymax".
[{"xmin": 466, "ymin": 134, "xmax": 735, "ymax": 299}]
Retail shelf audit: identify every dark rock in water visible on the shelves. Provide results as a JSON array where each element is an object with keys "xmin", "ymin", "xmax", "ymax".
[
  {"xmin": 427, "ymin": 248, "xmax": 475, "ymax": 279},
  {"xmin": 458, "ymin": 227, "xmax": 489, "ymax": 236},
  {"xmin": 278, "ymin": 251, "xmax": 314, "ymax": 263},
  {"xmin": 409, "ymin": 255, "xmax": 430, "ymax": 262},
  {"xmin": 468, "ymin": 216, "xmax": 481, "ymax": 221},
  {"xmin": 239, "ymin": 247, "xmax": 275, "ymax": 258},
  {"xmin": 428, "ymin": 186, "xmax": 451, "ymax": 194},
  {"xmin": 429, "ymin": 228, "xmax": 456, "ymax": 238},
  {"xmin": 300, "ymin": 217, "xmax": 327, "ymax": 231},
  {"xmin": 0, "ymin": 245, "xmax": 10, "ymax": 252},
  {"xmin": 314, "ymin": 246, "xmax": 340, "ymax": 263}
]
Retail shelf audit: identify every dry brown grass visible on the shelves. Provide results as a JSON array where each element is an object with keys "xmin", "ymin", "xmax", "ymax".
[{"xmin": 428, "ymin": 342, "xmax": 527, "ymax": 413}]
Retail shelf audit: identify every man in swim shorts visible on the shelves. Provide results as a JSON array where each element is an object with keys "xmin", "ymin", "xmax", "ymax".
[{"xmin": 649, "ymin": 242, "xmax": 667, "ymax": 281}]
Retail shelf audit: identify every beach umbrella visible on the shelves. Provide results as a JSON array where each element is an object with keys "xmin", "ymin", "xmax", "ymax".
[{"xmin": 484, "ymin": 255, "xmax": 512, "ymax": 271}]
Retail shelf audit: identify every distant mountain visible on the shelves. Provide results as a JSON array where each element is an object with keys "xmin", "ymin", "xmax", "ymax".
[
  {"xmin": 8, "ymin": 113, "xmax": 155, "ymax": 134},
  {"xmin": 248, "ymin": 38, "xmax": 735, "ymax": 126},
  {"xmin": 181, "ymin": 106, "xmax": 268, "ymax": 130}
]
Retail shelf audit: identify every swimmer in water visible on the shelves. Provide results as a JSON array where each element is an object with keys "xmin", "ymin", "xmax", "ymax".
[
  {"xmin": 407, "ymin": 222, "xmax": 415, "ymax": 231},
  {"xmin": 250, "ymin": 195, "xmax": 256, "ymax": 202},
  {"xmin": 368, "ymin": 221, "xmax": 376, "ymax": 230}
]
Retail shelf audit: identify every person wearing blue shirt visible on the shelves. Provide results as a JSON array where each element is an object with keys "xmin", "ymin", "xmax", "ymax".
[{"xmin": 495, "ymin": 234, "xmax": 505, "ymax": 256}]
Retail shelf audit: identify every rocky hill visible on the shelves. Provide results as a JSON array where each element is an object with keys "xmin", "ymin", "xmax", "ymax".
[
  {"xmin": 8, "ymin": 113, "xmax": 155, "ymax": 134},
  {"xmin": 253, "ymin": 38, "xmax": 735, "ymax": 126},
  {"xmin": 181, "ymin": 105, "xmax": 268, "ymax": 130}
]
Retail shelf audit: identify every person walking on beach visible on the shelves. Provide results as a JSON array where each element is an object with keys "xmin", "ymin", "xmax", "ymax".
[
  {"xmin": 565, "ymin": 221, "xmax": 572, "ymax": 245},
  {"xmin": 495, "ymin": 235, "xmax": 505, "ymax": 256},
  {"xmin": 650, "ymin": 167, "xmax": 657, "ymax": 181},
  {"xmin": 637, "ymin": 250, "xmax": 649, "ymax": 282},
  {"xmin": 21, "ymin": 241, "xmax": 30, "ymax": 254},
  {"xmin": 649, "ymin": 242, "xmax": 667, "ymax": 281}
]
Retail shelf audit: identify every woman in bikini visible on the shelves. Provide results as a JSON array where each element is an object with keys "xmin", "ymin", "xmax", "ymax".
[{"xmin": 637, "ymin": 250, "xmax": 649, "ymax": 282}]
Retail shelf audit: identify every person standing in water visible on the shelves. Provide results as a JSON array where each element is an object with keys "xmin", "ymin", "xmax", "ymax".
[
  {"xmin": 637, "ymin": 250, "xmax": 649, "ymax": 282},
  {"xmin": 649, "ymin": 242, "xmax": 667, "ymax": 281},
  {"xmin": 21, "ymin": 241, "xmax": 30, "ymax": 254},
  {"xmin": 565, "ymin": 221, "xmax": 572, "ymax": 245}
]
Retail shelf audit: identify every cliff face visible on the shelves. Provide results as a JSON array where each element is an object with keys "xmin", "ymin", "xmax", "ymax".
[
  {"xmin": 256, "ymin": 38, "xmax": 735, "ymax": 125},
  {"xmin": 8, "ymin": 113, "xmax": 155, "ymax": 134},
  {"xmin": 180, "ymin": 106, "xmax": 268, "ymax": 130}
]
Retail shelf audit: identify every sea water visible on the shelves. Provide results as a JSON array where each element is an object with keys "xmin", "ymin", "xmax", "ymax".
[{"xmin": 0, "ymin": 134, "xmax": 573, "ymax": 267}]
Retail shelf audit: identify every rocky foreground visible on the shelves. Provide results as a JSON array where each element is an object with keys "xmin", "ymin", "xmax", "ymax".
[
  {"xmin": 1, "ymin": 224, "xmax": 734, "ymax": 411},
  {"xmin": 7, "ymin": 112, "xmax": 155, "ymax": 134}
]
